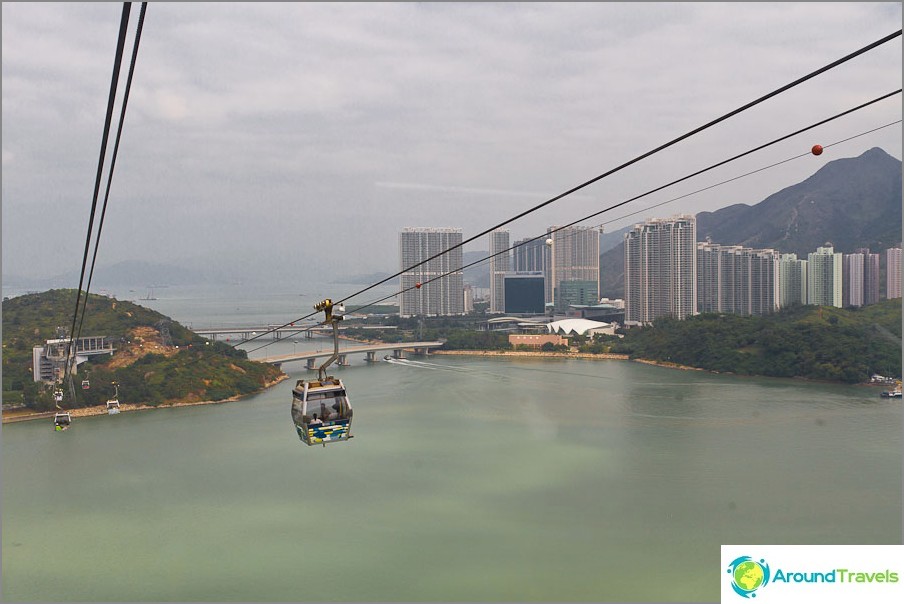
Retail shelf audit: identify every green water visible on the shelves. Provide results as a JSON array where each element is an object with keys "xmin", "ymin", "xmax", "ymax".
[{"xmin": 2, "ymin": 356, "xmax": 901, "ymax": 602}]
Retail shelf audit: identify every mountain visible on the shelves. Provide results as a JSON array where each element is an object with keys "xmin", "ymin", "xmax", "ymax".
[
  {"xmin": 463, "ymin": 251, "xmax": 491, "ymax": 288},
  {"xmin": 601, "ymin": 147, "xmax": 902, "ymax": 298},
  {"xmin": 2, "ymin": 260, "xmax": 215, "ymax": 289}
]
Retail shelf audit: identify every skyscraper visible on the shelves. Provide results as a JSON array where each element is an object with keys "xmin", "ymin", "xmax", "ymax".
[
  {"xmin": 842, "ymin": 252, "xmax": 865, "ymax": 307},
  {"xmin": 513, "ymin": 237, "xmax": 546, "ymax": 273},
  {"xmin": 779, "ymin": 253, "xmax": 808, "ymax": 307},
  {"xmin": 488, "ymin": 229, "xmax": 510, "ymax": 314},
  {"xmin": 807, "ymin": 245, "xmax": 843, "ymax": 307},
  {"xmin": 399, "ymin": 227, "xmax": 464, "ymax": 317},
  {"xmin": 544, "ymin": 225, "xmax": 600, "ymax": 307},
  {"xmin": 855, "ymin": 248, "xmax": 881, "ymax": 306},
  {"xmin": 624, "ymin": 215, "xmax": 697, "ymax": 323},
  {"xmin": 696, "ymin": 243, "xmax": 778, "ymax": 316},
  {"xmin": 887, "ymin": 247, "xmax": 902, "ymax": 299}
]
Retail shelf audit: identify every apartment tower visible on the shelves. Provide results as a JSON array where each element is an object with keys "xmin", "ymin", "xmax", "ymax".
[
  {"xmin": 624, "ymin": 215, "xmax": 697, "ymax": 323},
  {"xmin": 399, "ymin": 227, "xmax": 465, "ymax": 317}
]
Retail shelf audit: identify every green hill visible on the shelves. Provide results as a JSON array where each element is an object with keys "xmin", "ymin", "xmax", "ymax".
[
  {"xmin": 2, "ymin": 289, "xmax": 284, "ymax": 410},
  {"xmin": 611, "ymin": 300, "xmax": 902, "ymax": 383}
]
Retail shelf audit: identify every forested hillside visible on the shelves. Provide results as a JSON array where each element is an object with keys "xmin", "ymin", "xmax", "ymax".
[
  {"xmin": 611, "ymin": 300, "xmax": 902, "ymax": 383},
  {"xmin": 2, "ymin": 290, "xmax": 283, "ymax": 410}
]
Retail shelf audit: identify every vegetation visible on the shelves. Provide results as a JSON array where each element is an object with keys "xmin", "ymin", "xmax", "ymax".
[
  {"xmin": 2, "ymin": 289, "xmax": 283, "ymax": 411},
  {"xmin": 611, "ymin": 300, "xmax": 902, "ymax": 383}
]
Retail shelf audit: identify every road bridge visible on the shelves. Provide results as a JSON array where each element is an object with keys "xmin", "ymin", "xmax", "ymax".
[
  {"xmin": 258, "ymin": 341, "xmax": 444, "ymax": 369},
  {"xmin": 191, "ymin": 325, "xmax": 397, "ymax": 341}
]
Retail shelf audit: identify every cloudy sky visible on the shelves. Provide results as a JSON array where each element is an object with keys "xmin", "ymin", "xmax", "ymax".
[{"xmin": 2, "ymin": 2, "xmax": 901, "ymax": 285}]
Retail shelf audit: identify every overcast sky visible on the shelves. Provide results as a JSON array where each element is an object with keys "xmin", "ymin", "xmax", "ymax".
[{"xmin": 2, "ymin": 2, "xmax": 902, "ymax": 284}]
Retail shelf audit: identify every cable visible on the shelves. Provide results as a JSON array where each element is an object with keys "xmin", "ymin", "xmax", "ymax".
[
  {"xmin": 237, "ymin": 86, "xmax": 901, "ymax": 350},
  {"xmin": 75, "ymin": 2, "xmax": 148, "ymax": 346},
  {"xmin": 65, "ymin": 3, "xmax": 132, "ymax": 385},
  {"xmin": 243, "ymin": 117, "xmax": 901, "ymax": 355},
  {"xmin": 333, "ymin": 30, "xmax": 902, "ymax": 305}
]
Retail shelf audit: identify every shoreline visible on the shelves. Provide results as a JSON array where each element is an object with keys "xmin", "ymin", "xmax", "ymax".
[
  {"xmin": 2, "ymin": 373, "xmax": 291, "ymax": 425},
  {"xmin": 430, "ymin": 349, "xmax": 631, "ymax": 362},
  {"xmin": 431, "ymin": 349, "xmax": 708, "ymax": 371}
]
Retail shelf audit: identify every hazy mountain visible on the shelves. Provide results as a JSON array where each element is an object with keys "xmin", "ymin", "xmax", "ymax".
[
  {"xmin": 2, "ymin": 260, "xmax": 218, "ymax": 290},
  {"xmin": 601, "ymin": 147, "xmax": 903, "ymax": 298},
  {"xmin": 463, "ymin": 251, "xmax": 491, "ymax": 288}
]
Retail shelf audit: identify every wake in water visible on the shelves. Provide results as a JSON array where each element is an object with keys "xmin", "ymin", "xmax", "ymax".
[{"xmin": 382, "ymin": 357, "xmax": 473, "ymax": 373}]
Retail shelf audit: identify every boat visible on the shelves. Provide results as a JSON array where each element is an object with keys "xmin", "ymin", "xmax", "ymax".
[{"xmin": 880, "ymin": 380, "xmax": 902, "ymax": 398}]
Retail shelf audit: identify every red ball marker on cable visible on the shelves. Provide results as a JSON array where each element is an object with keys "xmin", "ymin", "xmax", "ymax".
[
  {"xmin": 415, "ymin": 282, "xmax": 422, "ymax": 289},
  {"xmin": 811, "ymin": 144, "xmax": 823, "ymax": 156}
]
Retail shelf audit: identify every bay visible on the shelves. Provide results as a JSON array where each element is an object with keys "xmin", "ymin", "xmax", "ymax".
[{"xmin": 1, "ymin": 286, "xmax": 901, "ymax": 602}]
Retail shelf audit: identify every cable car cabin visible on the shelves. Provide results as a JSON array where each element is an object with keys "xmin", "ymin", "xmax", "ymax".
[
  {"xmin": 53, "ymin": 412, "xmax": 72, "ymax": 431},
  {"xmin": 82, "ymin": 379, "xmax": 90, "ymax": 390},
  {"xmin": 291, "ymin": 378, "xmax": 353, "ymax": 446},
  {"xmin": 53, "ymin": 390, "xmax": 64, "ymax": 403},
  {"xmin": 106, "ymin": 399, "xmax": 121, "ymax": 414}
]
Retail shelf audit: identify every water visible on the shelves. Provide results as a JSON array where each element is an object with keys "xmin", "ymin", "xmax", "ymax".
[{"xmin": 2, "ymin": 288, "xmax": 901, "ymax": 602}]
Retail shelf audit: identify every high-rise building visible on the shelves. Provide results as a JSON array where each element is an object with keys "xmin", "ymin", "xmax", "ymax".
[
  {"xmin": 399, "ymin": 227, "xmax": 464, "ymax": 317},
  {"xmin": 488, "ymin": 229, "xmax": 510, "ymax": 314},
  {"xmin": 842, "ymin": 252, "xmax": 865, "ymax": 307},
  {"xmin": 503, "ymin": 272, "xmax": 545, "ymax": 314},
  {"xmin": 624, "ymin": 215, "xmax": 697, "ymax": 323},
  {"xmin": 807, "ymin": 245, "xmax": 843, "ymax": 307},
  {"xmin": 855, "ymin": 248, "xmax": 881, "ymax": 306},
  {"xmin": 544, "ymin": 225, "xmax": 600, "ymax": 307},
  {"xmin": 887, "ymin": 247, "xmax": 902, "ymax": 299},
  {"xmin": 779, "ymin": 253, "xmax": 808, "ymax": 307},
  {"xmin": 696, "ymin": 243, "xmax": 778, "ymax": 316},
  {"xmin": 513, "ymin": 237, "xmax": 546, "ymax": 273}
]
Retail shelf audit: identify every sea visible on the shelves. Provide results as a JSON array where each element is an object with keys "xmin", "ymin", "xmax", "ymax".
[{"xmin": 1, "ymin": 283, "xmax": 901, "ymax": 602}]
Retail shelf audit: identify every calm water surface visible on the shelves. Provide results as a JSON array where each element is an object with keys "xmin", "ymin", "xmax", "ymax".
[{"xmin": 2, "ymin": 287, "xmax": 901, "ymax": 601}]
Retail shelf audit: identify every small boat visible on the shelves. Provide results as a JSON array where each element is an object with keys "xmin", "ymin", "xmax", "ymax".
[{"xmin": 880, "ymin": 389, "xmax": 902, "ymax": 398}]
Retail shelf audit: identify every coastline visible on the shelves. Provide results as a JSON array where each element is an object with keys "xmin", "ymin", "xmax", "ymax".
[
  {"xmin": 430, "ymin": 349, "xmax": 631, "ymax": 361},
  {"xmin": 1, "ymin": 373, "xmax": 291, "ymax": 425}
]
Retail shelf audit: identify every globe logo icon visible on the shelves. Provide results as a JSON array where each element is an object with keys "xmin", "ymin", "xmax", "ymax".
[{"xmin": 726, "ymin": 556, "xmax": 770, "ymax": 598}]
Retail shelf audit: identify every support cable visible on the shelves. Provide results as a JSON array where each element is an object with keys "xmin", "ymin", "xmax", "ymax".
[
  {"xmin": 64, "ymin": 2, "xmax": 132, "ymax": 388},
  {"xmin": 242, "ymin": 110, "xmax": 901, "ymax": 354},
  {"xmin": 333, "ymin": 31, "xmax": 903, "ymax": 305},
  {"xmin": 235, "ymin": 88, "xmax": 902, "ymax": 352},
  {"xmin": 75, "ymin": 2, "xmax": 148, "ymax": 346}
]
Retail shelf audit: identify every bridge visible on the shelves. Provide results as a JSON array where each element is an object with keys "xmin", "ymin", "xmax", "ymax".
[
  {"xmin": 191, "ymin": 324, "xmax": 397, "ymax": 341},
  {"xmin": 257, "ymin": 341, "xmax": 444, "ymax": 369}
]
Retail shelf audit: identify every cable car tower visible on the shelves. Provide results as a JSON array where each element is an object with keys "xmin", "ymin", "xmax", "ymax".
[{"xmin": 290, "ymin": 299, "xmax": 354, "ymax": 446}]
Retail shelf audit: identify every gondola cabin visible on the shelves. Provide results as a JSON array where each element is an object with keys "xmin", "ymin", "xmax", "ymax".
[
  {"xmin": 291, "ymin": 378, "xmax": 353, "ymax": 446},
  {"xmin": 53, "ymin": 412, "xmax": 72, "ymax": 431}
]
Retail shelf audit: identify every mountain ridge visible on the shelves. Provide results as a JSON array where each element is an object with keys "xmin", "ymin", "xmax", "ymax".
[{"xmin": 601, "ymin": 147, "xmax": 902, "ymax": 298}]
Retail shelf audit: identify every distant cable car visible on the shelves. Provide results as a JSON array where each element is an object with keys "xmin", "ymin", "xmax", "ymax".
[
  {"xmin": 82, "ymin": 372, "xmax": 90, "ymax": 390},
  {"xmin": 54, "ymin": 412, "xmax": 72, "ymax": 431},
  {"xmin": 53, "ymin": 389, "xmax": 64, "ymax": 403},
  {"xmin": 106, "ymin": 382, "xmax": 121, "ymax": 415},
  {"xmin": 291, "ymin": 299, "xmax": 353, "ymax": 446}
]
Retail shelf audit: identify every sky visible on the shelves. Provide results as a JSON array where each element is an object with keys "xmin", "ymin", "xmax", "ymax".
[{"xmin": 2, "ymin": 2, "xmax": 902, "ymax": 286}]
